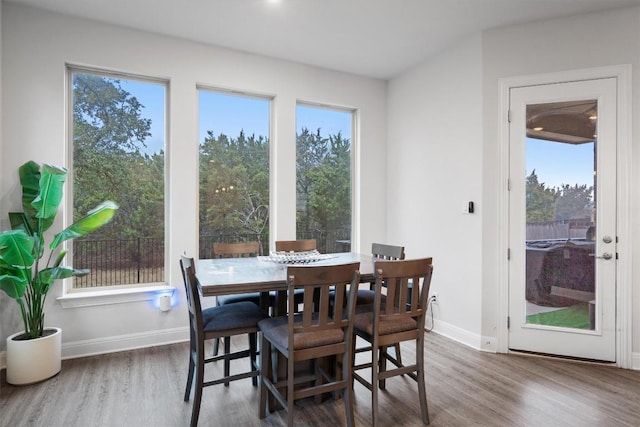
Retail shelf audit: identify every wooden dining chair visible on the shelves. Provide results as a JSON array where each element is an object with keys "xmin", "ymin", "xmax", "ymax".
[
  {"xmin": 258, "ymin": 262, "xmax": 360, "ymax": 427},
  {"xmin": 274, "ymin": 239, "xmax": 317, "ymax": 313},
  {"xmin": 352, "ymin": 257, "xmax": 434, "ymax": 426},
  {"xmin": 180, "ymin": 255, "xmax": 269, "ymax": 427},
  {"xmin": 211, "ymin": 241, "xmax": 275, "ymax": 356},
  {"xmin": 356, "ymin": 242, "xmax": 406, "ymax": 304},
  {"xmin": 275, "ymin": 238, "xmax": 317, "ymax": 252},
  {"xmin": 356, "ymin": 243, "xmax": 406, "ymax": 365}
]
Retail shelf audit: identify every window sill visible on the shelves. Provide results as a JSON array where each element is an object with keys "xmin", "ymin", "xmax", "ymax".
[{"xmin": 57, "ymin": 284, "xmax": 175, "ymax": 309}]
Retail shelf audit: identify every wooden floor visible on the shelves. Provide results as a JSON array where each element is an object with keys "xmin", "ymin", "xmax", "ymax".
[{"xmin": 2, "ymin": 332, "xmax": 640, "ymax": 427}]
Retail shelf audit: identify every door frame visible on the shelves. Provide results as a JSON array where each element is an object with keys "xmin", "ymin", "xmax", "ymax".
[{"xmin": 496, "ymin": 65, "xmax": 632, "ymax": 368}]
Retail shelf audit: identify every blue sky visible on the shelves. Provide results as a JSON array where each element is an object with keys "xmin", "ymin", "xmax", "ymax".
[
  {"xmin": 197, "ymin": 91, "xmax": 352, "ymax": 144},
  {"xmin": 105, "ymin": 78, "xmax": 591, "ymax": 190},
  {"xmin": 118, "ymin": 80, "xmax": 352, "ymax": 156},
  {"xmin": 526, "ymin": 137, "xmax": 595, "ymax": 189},
  {"xmin": 119, "ymin": 80, "xmax": 166, "ymax": 155},
  {"xmin": 198, "ymin": 91, "xmax": 269, "ymax": 142}
]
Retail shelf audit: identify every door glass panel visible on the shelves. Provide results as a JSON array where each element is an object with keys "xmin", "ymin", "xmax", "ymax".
[{"xmin": 524, "ymin": 100, "xmax": 597, "ymax": 330}]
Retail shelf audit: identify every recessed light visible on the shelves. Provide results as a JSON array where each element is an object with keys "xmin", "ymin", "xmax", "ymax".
[
  {"xmin": 533, "ymin": 127, "xmax": 543, "ymax": 131},
  {"xmin": 589, "ymin": 115, "xmax": 597, "ymax": 120}
]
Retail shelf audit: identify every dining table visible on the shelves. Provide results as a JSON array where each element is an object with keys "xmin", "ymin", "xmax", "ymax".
[
  {"xmin": 196, "ymin": 251, "xmax": 376, "ymax": 314},
  {"xmin": 196, "ymin": 251, "xmax": 378, "ymax": 408}
]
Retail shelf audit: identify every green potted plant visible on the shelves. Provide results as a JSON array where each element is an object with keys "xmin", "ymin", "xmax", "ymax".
[{"xmin": 0, "ymin": 161, "xmax": 118, "ymax": 385}]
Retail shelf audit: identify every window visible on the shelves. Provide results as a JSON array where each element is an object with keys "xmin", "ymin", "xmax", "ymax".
[
  {"xmin": 296, "ymin": 104, "xmax": 353, "ymax": 253},
  {"xmin": 198, "ymin": 89, "xmax": 271, "ymax": 257},
  {"xmin": 70, "ymin": 69, "xmax": 166, "ymax": 289}
]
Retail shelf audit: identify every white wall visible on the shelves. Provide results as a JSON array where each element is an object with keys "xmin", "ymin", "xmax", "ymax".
[
  {"xmin": 481, "ymin": 6, "xmax": 640, "ymax": 364},
  {"xmin": 0, "ymin": 3, "xmax": 387, "ymax": 356},
  {"xmin": 387, "ymin": 34, "xmax": 485, "ymax": 347},
  {"xmin": 0, "ymin": 0, "xmax": 6, "ymax": 369},
  {"xmin": 389, "ymin": 6, "xmax": 640, "ymax": 361}
]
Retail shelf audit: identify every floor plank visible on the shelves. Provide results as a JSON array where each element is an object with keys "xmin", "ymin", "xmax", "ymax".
[{"xmin": 1, "ymin": 332, "xmax": 639, "ymax": 426}]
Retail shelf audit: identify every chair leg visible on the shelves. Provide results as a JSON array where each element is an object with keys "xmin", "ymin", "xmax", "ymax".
[
  {"xmin": 394, "ymin": 343, "xmax": 403, "ymax": 367},
  {"xmin": 351, "ymin": 335, "xmax": 357, "ymax": 391},
  {"xmin": 273, "ymin": 347, "xmax": 283, "ymax": 411},
  {"xmin": 379, "ymin": 345, "xmax": 387, "ymax": 390},
  {"xmin": 342, "ymin": 350, "xmax": 355, "ymax": 427},
  {"xmin": 259, "ymin": 336, "xmax": 271, "ymax": 419},
  {"xmin": 314, "ymin": 359, "xmax": 323, "ymax": 404},
  {"xmin": 249, "ymin": 332, "xmax": 258, "ymax": 387},
  {"xmin": 213, "ymin": 338, "xmax": 220, "ymax": 356},
  {"xmin": 190, "ymin": 352, "xmax": 205, "ymax": 427},
  {"xmin": 416, "ymin": 337, "xmax": 430, "ymax": 425},
  {"xmin": 224, "ymin": 336, "xmax": 231, "ymax": 387},
  {"xmin": 287, "ymin": 351, "xmax": 295, "ymax": 427},
  {"xmin": 371, "ymin": 342, "xmax": 380, "ymax": 427},
  {"xmin": 184, "ymin": 351, "xmax": 195, "ymax": 401}
]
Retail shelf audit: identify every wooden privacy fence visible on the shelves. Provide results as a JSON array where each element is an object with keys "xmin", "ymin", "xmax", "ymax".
[{"xmin": 526, "ymin": 219, "xmax": 592, "ymax": 241}]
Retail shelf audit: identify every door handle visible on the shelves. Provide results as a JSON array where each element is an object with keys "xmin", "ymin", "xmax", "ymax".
[{"xmin": 589, "ymin": 252, "xmax": 613, "ymax": 260}]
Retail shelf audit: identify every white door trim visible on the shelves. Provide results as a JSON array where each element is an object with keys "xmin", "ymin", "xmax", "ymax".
[{"xmin": 497, "ymin": 65, "xmax": 632, "ymax": 368}]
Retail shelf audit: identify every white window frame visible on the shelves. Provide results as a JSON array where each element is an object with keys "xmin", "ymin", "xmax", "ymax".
[
  {"xmin": 58, "ymin": 65, "xmax": 172, "ymax": 308},
  {"xmin": 196, "ymin": 85, "xmax": 274, "ymax": 257},
  {"xmin": 295, "ymin": 101, "xmax": 358, "ymax": 252}
]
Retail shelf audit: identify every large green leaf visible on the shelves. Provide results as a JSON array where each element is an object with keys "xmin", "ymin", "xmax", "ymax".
[
  {"xmin": 18, "ymin": 161, "xmax": 41, "ymax": 233},
  {"xmin": 0, "ymin": 230, "xmax": 35, "ymax": 269},
  {"xmin": 50, "ymin": 201, "xmax": 118, "ymax": 250},
  {"xmin": 40, "ymin": 266, "xmax": 86, "ymax": 282},
  {"xmin": 0, "ymin": 274, "xmax": 27, "ymax": 299},
  {"xmin": 32, "ymin": 163, "xmax": 67, "ymax": 232},
  {"xmin": 8, "ymin": 211, "xmax": 33, "ymax": 235}
]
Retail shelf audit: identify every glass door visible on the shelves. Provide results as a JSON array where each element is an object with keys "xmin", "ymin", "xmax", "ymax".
[{"xmin": 508, "ymin": 79, "xmax": 616, "ymax": 362}]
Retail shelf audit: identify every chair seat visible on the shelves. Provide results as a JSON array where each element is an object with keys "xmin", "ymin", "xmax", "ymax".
[
  {"xmin": 258, "ymin": 315, "xmax": 345, "ymax": 351},
  {"xmin": 353, "ymin": 307, "xmax": 417, "ymax": 336},
  {"xmin": 328, "ymin": 289, "xmax": 386, "ymax": 307},
  {"xmin": 217, "ymin": 289, "xmax": 303, "ymax": 307},
  {"xmin": 217, "ymin": 292, "xmax": 266, "ymax": 306},
  {"xmin": 356, "ymin": 280, "xmax": 414, "ymax": 305},
  {"xmin": 355, "ymin": 289, "xmax": 389, "ymax": 305},
  {"xmin": 203, "ymin": 301, "xmax": 269, "ymax": 332}
]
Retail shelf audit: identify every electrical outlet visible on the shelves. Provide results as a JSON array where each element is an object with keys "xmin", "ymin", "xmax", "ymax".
[{"xmin": 431, "ymin": 292, "xmax": 439, "ymax": 304}]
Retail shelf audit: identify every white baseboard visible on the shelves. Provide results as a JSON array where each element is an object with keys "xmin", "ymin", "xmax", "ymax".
[
  {"xmin": 61, "ymin": 326, "xmax": 189, "ymax": 360},
  {"xmin": 3, "ymin": 326, "xmax": 638, "ymax": 371},
  {"xmin": 0, "ymin": 327, "xmax": 188, "ymax": 371},
  {"xmin": 430, "ymin": 318, "xmax": 484, "ymax": 351},
  {"xmin": 632, "ymin": 352, "xmax": 640, "ymax": 370}
]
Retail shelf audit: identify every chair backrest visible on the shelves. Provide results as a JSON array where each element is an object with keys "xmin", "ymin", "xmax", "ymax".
[
  {"xmin": 286, "ymin": 262, "xmax": 360, "ymax": 357},
  {"xmin": 276, "ymin": 239, "xmax": 317, "ymax": 252},
  {"xmin": 213, "ymin": 241, "xmax": 260, "ymax": 258},
  {"xmin": 373, "ymin": 258, "xmax": 433, "ymax": 327},
  {"xmin": 180, "ymin": 255, "xmax": 204, "ymax": 337},
  {"xmin": 371, "ymin": 243, "xmax": 405, "ymax": 260}
]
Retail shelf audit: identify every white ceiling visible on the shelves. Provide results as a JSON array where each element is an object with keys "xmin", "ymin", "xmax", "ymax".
[{"xmin": 6, "ymin": 0, "xmax": 640, "ymax": 79}]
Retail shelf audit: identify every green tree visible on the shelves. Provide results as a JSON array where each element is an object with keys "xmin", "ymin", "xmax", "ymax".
[
  {"xmin": 555, "ymin": 183, "xmax": 593, "ymax": 220},
  {"xmin": 73, "ymin": 74, "xmax": 164, "ymax": 241},
  {"xmin": 305, "ymin": 132, "xmax": 351, "ymax": 232},
  {"xmin": 296, "ymin": 127, "xmax": 329, "ymax": 233},
  {"xmin": 295, "ymin": 128, "xmax": 351, "ymax": 239},
  {"xmin": 526, "ymin": 170, "xmax": 558, "ymax": 222},
  {"xmin": 199, "ymin": 130, "xmax": 269, "ymax": 248}
]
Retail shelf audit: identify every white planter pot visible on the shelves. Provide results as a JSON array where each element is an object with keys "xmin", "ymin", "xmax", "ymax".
[{"xmin": 6, "ymin": 327, "xmax": 62, "ymax": 385}]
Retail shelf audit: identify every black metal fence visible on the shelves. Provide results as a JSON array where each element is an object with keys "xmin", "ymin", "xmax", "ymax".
[
  {"xmin": 73, "ymin": 237, "xmax": 165, "ymax": 288},
  {"xmin": 73, "ymin": 228, "xmax": 351, "ymax": 288}
]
